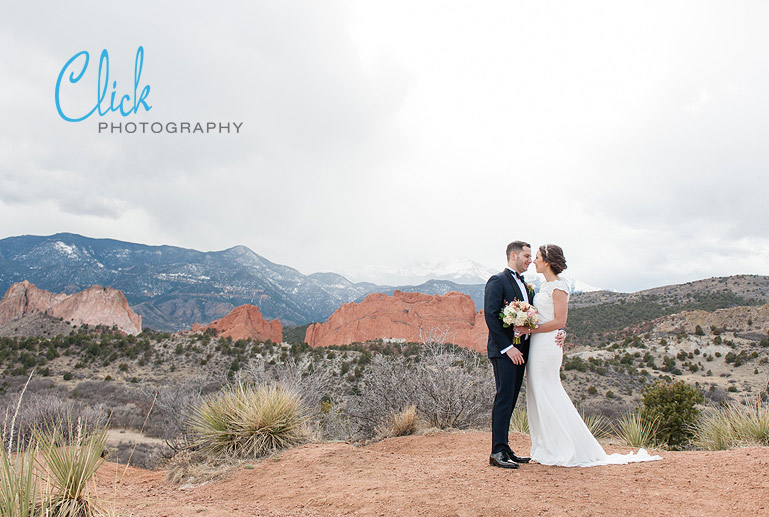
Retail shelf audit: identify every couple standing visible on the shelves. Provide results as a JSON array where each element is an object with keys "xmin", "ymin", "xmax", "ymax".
[{"xmin": 485, "ymin": 241, "xmax": 660, "ymax": 468}]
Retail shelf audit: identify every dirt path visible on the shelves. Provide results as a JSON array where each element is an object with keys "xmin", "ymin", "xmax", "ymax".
[{"xmin": 93, "ymin": 431, "xmax": 769, "ymax": 516}]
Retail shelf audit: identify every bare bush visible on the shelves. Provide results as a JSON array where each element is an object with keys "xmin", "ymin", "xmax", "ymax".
[
  {"xmin": 140, "ymin": 374, "xmax": 221, "ymax": 450},
  {"xmin": 1, "ymin": 393, "xmax": 107, "ymax": 449},
  {"xmin": 348, "ymin": 328, "xmax": 494, "ymax": 440},
  {"xmin": 107, "ymin": 441, "xmax": 171, "ymax": 470},
  {"xmin": 414, "ymin": 345, "xmax": 493, "ymax": 429},
  {"xmin": 244, "ymin": 358, "xmax": 333, "ymax": 412},
  {"xmin": 347, "ymin": 354, "xmax": 419, "ymax": 439}
]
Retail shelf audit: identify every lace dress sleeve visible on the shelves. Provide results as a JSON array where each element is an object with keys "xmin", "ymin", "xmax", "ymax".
[{"xmin": 553, "ymin": 280, "xmax": 570, "ymax": 298}]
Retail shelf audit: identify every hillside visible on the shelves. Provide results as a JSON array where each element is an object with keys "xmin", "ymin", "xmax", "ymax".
[
  {"xmin": 560, "ymin": 302, "xmax": 769, "ymax": 417},
  {"xmin": 567, "ymin": 275, "xmax": 769, "ymax": 344},
  {"xmin": 1, "ymin": 300, "xmax": 766, "ymax": 443}
]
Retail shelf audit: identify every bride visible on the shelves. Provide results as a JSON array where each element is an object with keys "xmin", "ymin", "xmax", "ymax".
[{"xmin": 514, "ymin": 244, "xmax": 661, "ymax": 467}]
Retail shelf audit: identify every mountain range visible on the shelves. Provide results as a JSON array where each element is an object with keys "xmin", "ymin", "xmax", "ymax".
[
  {"xmin": 339, "ymin": 259, "xmax": 498, "ymax": 286},
  {"xmin": 7, "ymin": 233, "xmax": 733, "ymax": 334},
  {"xmin": 0, "ymin": 233, "xmax": 499, "ymax": 331}
]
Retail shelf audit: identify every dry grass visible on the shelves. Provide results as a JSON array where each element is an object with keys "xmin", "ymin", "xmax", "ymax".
[
  {"xmin": 376, "ymin": 405, "xmax": 422, "ymax": 439},
  {"xmin": 164, "ymin": 449, "xmax": 249, "ymax": 486},
  {"xmin": 509, "ymin": 407, "xmax": 529, "ymax": 434}
]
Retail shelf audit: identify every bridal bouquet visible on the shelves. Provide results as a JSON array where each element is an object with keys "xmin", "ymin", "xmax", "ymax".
[{"xmin": 499, "ymin": 301, "xmax": 539, "ymax": 344}]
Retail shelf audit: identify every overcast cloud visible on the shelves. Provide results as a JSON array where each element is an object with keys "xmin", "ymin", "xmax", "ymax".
[{"xmin": 1, "ymin": 1, "xmax": 767, "ymax": 292}]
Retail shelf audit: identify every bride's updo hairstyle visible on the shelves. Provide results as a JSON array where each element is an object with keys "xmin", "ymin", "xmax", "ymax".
[{"xmin": 540, "ymin": 244, "xmax": 567, "ymax": 274}]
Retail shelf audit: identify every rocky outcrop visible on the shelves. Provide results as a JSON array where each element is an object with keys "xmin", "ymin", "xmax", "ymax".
[
  {"xmin": 0, "ymin": 281, "xmax": 142, "ymax": 335},
  {"xmin": 192, "ymin": 304, "xmax": 282, "ymax": 342},
  {"xmin": 305, "ymin": 290, "xmax": 488, "ymax": 353}
]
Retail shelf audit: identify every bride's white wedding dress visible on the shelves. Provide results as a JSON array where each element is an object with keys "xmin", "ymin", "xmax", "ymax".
[{"xmin": 526, "ymin": 279, "xmax": 661, "ymax": 467}]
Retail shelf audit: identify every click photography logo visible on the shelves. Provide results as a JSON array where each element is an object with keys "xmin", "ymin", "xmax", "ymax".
[{"xmin": 54, "ymin": 45, "xmax": 243, "ymax": 134}]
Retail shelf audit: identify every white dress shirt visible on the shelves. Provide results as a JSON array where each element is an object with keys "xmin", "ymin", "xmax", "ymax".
[{"xmin": 500, "ymin": 267, "xmax": 528, "ymax": 355}]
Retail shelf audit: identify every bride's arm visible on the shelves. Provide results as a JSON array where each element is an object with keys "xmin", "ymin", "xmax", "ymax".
[{"xmin": 522, "ymin": 289, "xmax": 568, "ymax": 335}]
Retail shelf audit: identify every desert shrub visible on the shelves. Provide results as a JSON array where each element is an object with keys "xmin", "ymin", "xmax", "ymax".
[
  {"xmin": 409, "ymin": 344, "xmax": 492, "ymax": 429},
  {"xmin": 347, "ymin": 343, "xmax": 492, "ymax": 439},
  {"xmin": 613, "ymin": 412, "xmax": 658, "ymax": 448},
  {"xmin": 107, "ymin": 441, "xmax": 168, "ymax": 470},
  {"xmin": 639, "ymin": 380, "xmax": 703, "ymax": 449},
  {"xmin": 188, "ymin": 383, "xmax": 308, "ymax": 459},
  {"xmin": 563, "ymin": 356, "xmax": 587, "ymax": 372},
  {"xmin": 245, "ymin": 358, "xmax": 333, "ymax": 414},
  {"xmin": 1, "ymin": 393, "xmax": 107, "ymax": 451},
  {"xmin": 142, "ymin": 374, "xmax": 221, "ymax": 447},
  {"xmin": 346, "ymin": 355, "xmax": 419, "ymax": 439}
]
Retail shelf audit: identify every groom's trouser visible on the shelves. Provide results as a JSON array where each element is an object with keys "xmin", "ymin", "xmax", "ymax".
[{"xmin": 490, "ymin": 349, "xmax": 528, "ymax": 454}]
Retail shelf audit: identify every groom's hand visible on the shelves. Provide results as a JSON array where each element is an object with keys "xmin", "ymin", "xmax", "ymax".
[{"xmin": 506, "ymin": 347, "xmax": 525, "ymax": 365}]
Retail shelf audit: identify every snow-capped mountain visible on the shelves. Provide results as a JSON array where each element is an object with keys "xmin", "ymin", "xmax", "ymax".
[
  {"xmin": 341, "ymin": 258, "xmax": 498, "ymax": 286},
  {"xmin": 0, "ymin": 234, "xmax": 493, "ymax": 331},
  {"xmin": 522, "ymin": 272, "xmax": 602, "ymax": 294},
  {"xmin": 0, "ymin": 234, "xmax": 603, "ymax": 331},
  {"xmin": 0, "ymin": 233, "xmax": 377, "ymax": 330}
]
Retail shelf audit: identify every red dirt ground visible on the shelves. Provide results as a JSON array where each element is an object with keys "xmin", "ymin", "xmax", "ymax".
[{"xmin": 94, "ymin": 431, "xmax": 769, "ymax": 516}]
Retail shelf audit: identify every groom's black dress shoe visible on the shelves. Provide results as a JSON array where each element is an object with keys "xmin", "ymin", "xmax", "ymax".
[{"xmin": 489, "ymin": 451, "xmax": 519, "ymax": 469}]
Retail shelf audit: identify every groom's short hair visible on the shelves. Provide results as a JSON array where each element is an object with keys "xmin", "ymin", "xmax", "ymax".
[{"xmin": 506, "ymin": 240, "xmax": 530, "ymax": 259}]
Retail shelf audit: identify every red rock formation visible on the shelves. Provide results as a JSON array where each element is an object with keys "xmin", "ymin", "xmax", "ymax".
[
  {"xmin": 193, "ymin": 304, "xmax": 282, "ymax": 342},
  {"xmin": 305, "ymin": 290, "xmax": 488, "ymax": 353},
  {"xmin": 0, "ymin": 281, "xmax": 142, "ymax": 335}
]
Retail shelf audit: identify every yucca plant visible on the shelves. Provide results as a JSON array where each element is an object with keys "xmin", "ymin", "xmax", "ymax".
[
  {"xmin": 579, "ymin": 409, "xmax": 611, "ymax": 439},
  {"xmin": 729, "ymin": 398, "xmax": 769, "ymax": 446},
  {"xmin": 509, "ymin": 407, "xmax": 529, "ymax": 434},
  {"xmin": 613, "ymin": 412, "xmax": 658, "ymax": 448},
  {"xmin": 0, "ymin": 442, "xmax": 40, "ymax": 517},
  {"xmin": 694, "ymin": 406, "xmax": 737, "ymax": 450},
  {"xmin": 1, "ymin": 370, "xmax": 42, "ymax": 517},
  {"xmin": 695, "ymin": 398, "xmax": 769, "ymax": 450},
  {"xmin": 189, "ymin": 383, "xmax": 308, "ymax": 458},
  {"xmin": 35, "ymin": 418, "xmax": 108, "ymax": 517}
]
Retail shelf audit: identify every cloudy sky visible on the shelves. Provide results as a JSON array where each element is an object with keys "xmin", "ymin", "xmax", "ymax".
[{"xmin": 1, "ymin": 1, "xmax": 768, "ymax": 292}]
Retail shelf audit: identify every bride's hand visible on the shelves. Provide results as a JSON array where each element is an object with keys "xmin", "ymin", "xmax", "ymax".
[{"xmin": 514, "ymin": 326, "xmax": 532, "ymax": 335}]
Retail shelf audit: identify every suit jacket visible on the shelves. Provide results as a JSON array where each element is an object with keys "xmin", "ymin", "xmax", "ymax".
[{"xmin": 484, "ymin": 269, "xmax": 533, "ymax": 358}]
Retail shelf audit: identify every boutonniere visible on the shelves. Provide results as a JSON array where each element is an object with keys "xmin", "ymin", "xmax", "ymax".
[{"xmin": 526, "ymin": 283, "xmax": 535, "ymax": 294}]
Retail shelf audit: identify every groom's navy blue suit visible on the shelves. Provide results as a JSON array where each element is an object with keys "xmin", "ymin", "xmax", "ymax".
[{"xmin": 485, "ymin": 268, "xmax": 532, "ymax": 455}]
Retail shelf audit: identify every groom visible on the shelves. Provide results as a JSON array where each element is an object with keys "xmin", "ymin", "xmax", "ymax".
[{"xmin": 485, "ymin": 240, "xmax": 563, "ymax": 469}]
